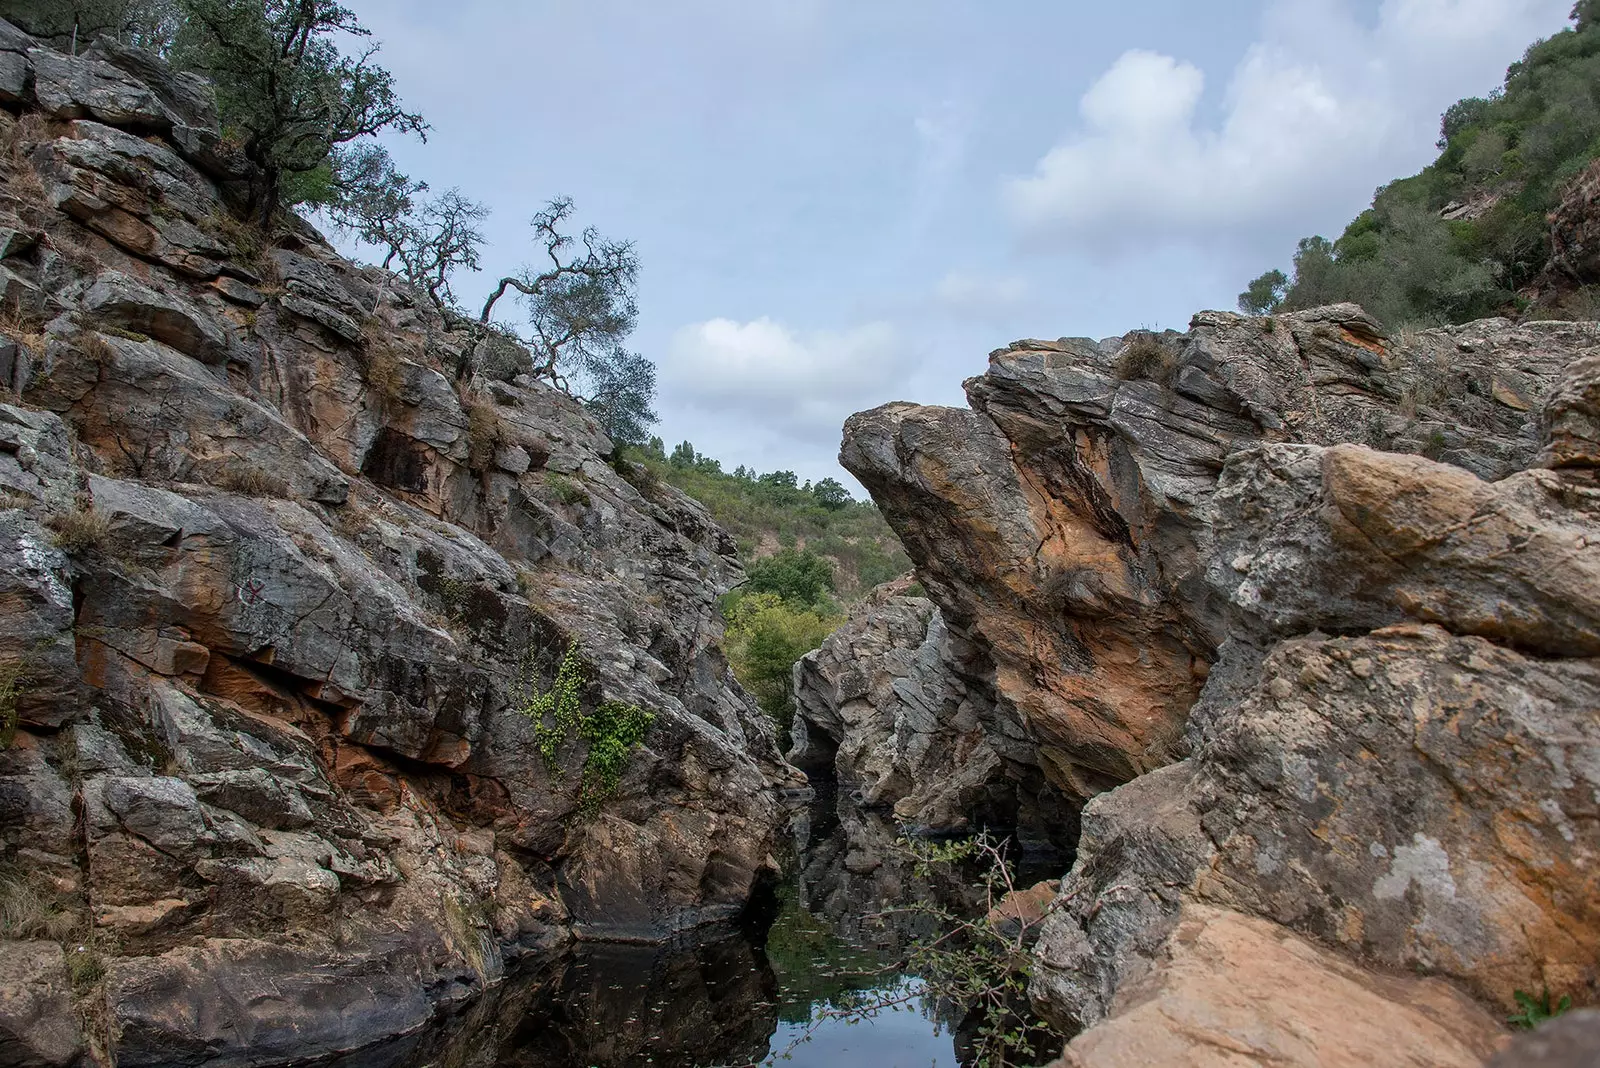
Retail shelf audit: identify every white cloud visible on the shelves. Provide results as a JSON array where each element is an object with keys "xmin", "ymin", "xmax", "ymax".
[
  {"xmin": 933, "ymin": 270, "xmax": 1032, "ymax": 318},
  {"xmin": 662, "ymin": 317, "xmax": 912, "ymax": 442},
  {"xmin": 1003, "ymin": 0, "xmax": 1571, "ymax": 251}
]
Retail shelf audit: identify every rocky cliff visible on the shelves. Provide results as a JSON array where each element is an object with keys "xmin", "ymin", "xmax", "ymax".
[
  {"xmin": 0, "ymin": 25, "xmax": 795, "ymax": 1068},
  {"xmin": 807, "ymin": 301, "xmax": 1600, "ymax": 1061}
]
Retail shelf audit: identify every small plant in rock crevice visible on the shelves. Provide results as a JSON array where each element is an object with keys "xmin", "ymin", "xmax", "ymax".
[
  {"xmin": 1508, "ymin": 987, "xmax": 1573, "ymax": 1030},
  {"xmin": 1113, "ymin": 331, "xmax": 1180, "ymax": 385},
  {"xmin": 462, "ymin": 393, "xmax": 505, "ymax": 471},
  {"xmin": 515, "ymin": 641, "xmax": 654, "ymax": 812},
  {"xmin": 545, "ymin": 473, "xmax": 590, "ymax": 507},
  {"xmin": 0, "ymin": 658, "xmax": 28, "ymax": 749},
  {"xmin": 0, "ymin": 865, "xmax": 77, "ymax": 939},
  {"xmin": 46, "ymin": 505, "xmax": 112, "ymax": 555}
]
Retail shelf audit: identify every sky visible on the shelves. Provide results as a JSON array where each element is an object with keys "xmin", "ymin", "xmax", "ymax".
[{"xmin": 348, "ymin": 0, "xmax": 1576, "ymax": 491}]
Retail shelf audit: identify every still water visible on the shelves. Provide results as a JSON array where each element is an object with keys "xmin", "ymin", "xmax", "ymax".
[{"xmin": 373, "ymin": 785, "xmax": 1035, "ymax": 1068}]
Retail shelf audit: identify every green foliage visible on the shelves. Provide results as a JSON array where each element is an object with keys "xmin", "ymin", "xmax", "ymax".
[
  {"xmin": 514, "ymin": 642, "xmax": 654, "ymax": 812},
  {"xmin": 545, "ymin": 473, "xmax": 590, "ymax": 507},
  {"xmin": 0, "ymin": 659, "xmax": 26, "ymax": 749},
  {"xmin": 619, "ymin": 442, "xmax": 909, "ymax": 604},
  {"xmin": 1509, "ymin": 987, "xmax": 1573, "ymax": 1029},
  {"xmin": 521, "ymin": 642, "xmax": 586, "ymax": 772},
  {"xmin": 579, "ymin": 700, "xmax": 654, "ymax": 807},
  {"xmin": 169, "ymin": 0, "xmax": 427, "ymax": 222},
  {"xmin": 721, "ymin": 591, "xmax": 840, "ymax": 745},
  {"xmin": 761, "ymin": 881, "xmax": 893, "ymax": 1024},
  {"xmin": 619, "ymin": 441, "xmax": 908, "ymax": 737},
  {"xmin": 1238, "ymin": 268, "xmax": 1289, "ymax": 315},
  {"xmin": 745, "ymin": 547, "xmax": 836, "ymax": 609},
  {"xmin": 478, "ymin": 197, "xmax": 655, "ymax": 443},
  {"xmin": 837, "ymin": 833, "xmax": 1064, "ymax": 1068},
  {"xmin": 812, "ymin": 477, "xmax": 851, "ymax": 510},
  {"xmin": 1246, "ymin": 7, "xmax": 1600, "ymax": 326}
]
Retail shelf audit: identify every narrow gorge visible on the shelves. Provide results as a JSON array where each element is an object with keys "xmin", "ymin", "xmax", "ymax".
[{"xmin": 3, "ymin": 14, "xmax": 1600, "ymax": 1068}]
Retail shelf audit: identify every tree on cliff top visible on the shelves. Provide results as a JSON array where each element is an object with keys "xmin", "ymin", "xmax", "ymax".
[
  {"xmin": 477, "ymin": 197, "xmax": 656, "ymax": 443},
  {"xmin": 170, "ymin": 0, "xmax": 427, "ymax": 223},
  {"xmin": 1239, "ymin": 2, "xmax": 1600, "ymax": 326}
]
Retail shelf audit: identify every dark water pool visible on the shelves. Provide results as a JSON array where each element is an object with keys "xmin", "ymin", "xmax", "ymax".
[{"xmin": 376, "ymin": 787, "xmax": 1058, "ymax": 1068}]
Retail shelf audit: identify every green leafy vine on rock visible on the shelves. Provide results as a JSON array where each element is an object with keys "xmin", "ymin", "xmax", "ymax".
[{"xmin": 516, "ymin": 642, "xmax": 654, "ymax": 812}]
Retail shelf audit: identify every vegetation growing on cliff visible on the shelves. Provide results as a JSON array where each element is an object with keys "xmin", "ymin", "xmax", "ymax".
[
  {"xmin": 3, "ymin": 0, "xmax": 659, "ymax": 442},
  {"xmin": 517, "ymin": 642, "xmax": 655, "ymax": 812},
  {"xmin": 1240, "ymin": 1, "xmax": 1600, "ymax": 326},
  {"xmin": 624, "ymin": 439, "xmax": 909, "ymax": 599},
  {"xmin": 618, "ymin": 439, "xmax": 910, "ymax": 739}
]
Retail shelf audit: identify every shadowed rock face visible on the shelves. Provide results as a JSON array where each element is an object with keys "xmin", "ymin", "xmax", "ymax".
[
  {"xmin": 788, "ymin": 579, "xmax": 1072, "ymax": 846},
  {"xmin": 0, "ymin": 22, "xmax": 796, "ymax": 1067},
  {"xmin": 838, "ymin": 305, "xmax": 1599, "ymax": 817}
]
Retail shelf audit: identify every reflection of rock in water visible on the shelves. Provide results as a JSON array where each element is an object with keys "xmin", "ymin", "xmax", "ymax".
[
  {"xmin": 790, "ymin": 785, "xmax": 1068, "ymax": 1067},
  {"xmin": 375, "ymin": 787, "xmax": 1055, "ymax": 1068},
  {"xmin": 503, "ymin": 938, "xmax": 778, "ymax": 1068},
  {"xmin": 374, "ymin": 936, "xmax": 777, "ymax": 1068},
  {"xmin": 792, "ymin": 785, "xmax": 982, "ymax": 958}
]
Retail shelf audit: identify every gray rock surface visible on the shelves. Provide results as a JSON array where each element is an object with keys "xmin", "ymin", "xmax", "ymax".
[
  {"xmin": 790, "ymin": 579, "xmax": 1069, "ymax": 845},
  {"xmin": 1489, "ymin": 1010, "xmax": 1600, "ymax": 1067},
  {"xmin": 0, "ymin": 23, "xmax": 796, "ymax": 1066},
  {"xmin": 0, "ymin": 941, "xmax": 81, "ymax": 1067}
]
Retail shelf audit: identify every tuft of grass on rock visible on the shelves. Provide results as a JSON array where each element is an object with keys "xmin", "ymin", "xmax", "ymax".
[
  {"xmin": 46, "ymin": 506, "xmax": 111, "ymax": 555},
  {"xmin": 1114, "ymin": 332, "xmax": 1179, "ymax": 385}
]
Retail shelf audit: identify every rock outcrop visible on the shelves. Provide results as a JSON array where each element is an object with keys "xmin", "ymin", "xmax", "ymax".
[
  {"xmin": 832, "ymin": 305, "xmax": 1597, "ymax": 829},
  {"xmin": 828, "ymin": 293, "xmax": 1600, "ymax": 1059},
  {"xmin": 1548, "ymin": 158, "xmax": 1600, "ymax": 285},
  {"xmin": 1052, "ymin": 905, "xmax": 1508, "ymax": 1068},
  {"xmin": 788, "ymin": 578, "xmax": 1072, "ymax": 843},
  {"xmin": 0, "ymin": 24, "xmax": 794, "ymax": 1067},
  {"xmin": 1029, "ymin": 380, "xmax": 1600, "ymax": 1036}
]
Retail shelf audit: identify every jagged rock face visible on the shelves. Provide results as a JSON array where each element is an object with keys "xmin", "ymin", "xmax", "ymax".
[
  {"xmin": 0, "ymin": 25, "xmax": 793, "ymax": 1068},
  {"xmin": 841, "ymin": 303, "xmax": 1598, "ymax": 815},
  {"xmin": 1549, "ymin": 157, "xmax": 1600, "ymax": 284},
  {"xmin": 1028, "ymin": 370, "xmax": 1600, "ymax": 1035},
  {"xmin": 789, "ymin": 580, "xmax": 1072, "ymax": 846}
]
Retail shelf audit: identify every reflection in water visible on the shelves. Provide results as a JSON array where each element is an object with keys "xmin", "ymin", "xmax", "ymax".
[{"xmin": 384, "ymin": 785, "xmax": 1054, "ymax": 1068}]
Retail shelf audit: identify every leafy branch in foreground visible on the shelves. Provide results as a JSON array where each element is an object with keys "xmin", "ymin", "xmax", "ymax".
[
  {"xmin": 751, "ymin": 832, "xmax": 1064, "ymax": 1068},
  {"xmin": 514, "ymin": 642, "xmax": 654, "ymax": 812}
]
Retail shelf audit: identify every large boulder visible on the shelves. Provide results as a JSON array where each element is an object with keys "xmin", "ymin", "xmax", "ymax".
[
  {"xmin": 841, "ymin": 304, "xmax": 1599, "ymax": 821},
  {"xmin": 1054, "ymin": 905, "xmax": 1507, "ymax": 1068}
]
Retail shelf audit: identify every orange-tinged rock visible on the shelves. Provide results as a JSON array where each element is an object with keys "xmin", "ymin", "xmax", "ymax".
[{"xmin": 1055, "ymin": 906, "xmax": 1507, "ymax": 1068}]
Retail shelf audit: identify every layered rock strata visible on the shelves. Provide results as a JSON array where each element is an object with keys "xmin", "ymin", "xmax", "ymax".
[
  {"xmin": 825, "ymin": 293, "xmax": 1600, "ymax": 1061},
  {"xmin": 0, "ymin": 24, "xmax": 793, "ymax": 1067},
  {"xmin": 828, "ymin": 305, "xmax": 1595, "ymax": 824}
]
